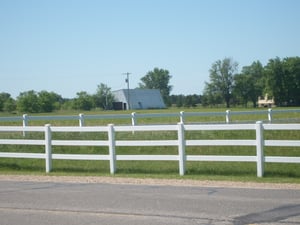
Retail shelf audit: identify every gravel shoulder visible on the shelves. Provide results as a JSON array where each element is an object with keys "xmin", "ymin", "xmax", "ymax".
[{"xmin": 1, "ymin": 174, "xmax": 300, "ymax": 189}]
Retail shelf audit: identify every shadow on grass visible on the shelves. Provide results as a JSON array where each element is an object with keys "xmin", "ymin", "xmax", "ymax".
[
  {"xmin": 115, "ymin": 161, "xmax": 179, "ymax": 176},
  {"xmin": 0, "ymin": 159, "xmax": 45, "ymax": 172},
  {"xmin": 50, "ymin": 160, "xmax": 110, "ymax": 174},
  {"xmin": 264, "ymin": 163, "xmax": 300, "ymax": 179},
  {"xmin": 185, "ymin": 162, "xmax": 258, "ymax": 177}
]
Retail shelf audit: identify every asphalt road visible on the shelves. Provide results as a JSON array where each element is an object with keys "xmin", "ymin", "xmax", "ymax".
[{"xmin": 0, "ymin": 180, "xmax": 299, "ymax": 225}]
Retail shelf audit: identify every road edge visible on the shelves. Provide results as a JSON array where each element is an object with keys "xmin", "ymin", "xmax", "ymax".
[{"xmin": 1, "ymin": 174, "xmax": 300, "ymax": 189}]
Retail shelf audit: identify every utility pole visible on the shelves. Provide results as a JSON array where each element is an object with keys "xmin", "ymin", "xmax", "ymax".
[{"xmin": 123, "ymin": 72, "xmax": 131, "ymax": 110}]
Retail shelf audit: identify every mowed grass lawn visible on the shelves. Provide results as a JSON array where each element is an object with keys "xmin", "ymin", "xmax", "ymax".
[{"xmin": 0, "ymin": 107, "xmax": 300, "ymax": 183}]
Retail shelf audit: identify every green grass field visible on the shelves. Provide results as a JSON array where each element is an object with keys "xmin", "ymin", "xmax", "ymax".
[{"xmin": 0, "ymin": 107, "xmax": 300, "ymax": 183}]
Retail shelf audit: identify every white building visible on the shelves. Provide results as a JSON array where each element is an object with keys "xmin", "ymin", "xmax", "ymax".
[{"xmin": 112, "ymin": 89, "xmax": 166, "ymax": 110}]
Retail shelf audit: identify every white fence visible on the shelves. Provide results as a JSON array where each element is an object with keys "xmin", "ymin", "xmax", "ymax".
[
  {"xmin": 0, "ymin": 122, "xmax": 299, "ymax": 177},
  {"xmin": 0, "ymin": 109, "xmax": 300, "ymax": 130}
]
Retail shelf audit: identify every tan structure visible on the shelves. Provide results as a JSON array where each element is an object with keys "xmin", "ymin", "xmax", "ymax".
[{"xmin": 258, "ymin": 94, "xmax": 275, "ymax": 107}]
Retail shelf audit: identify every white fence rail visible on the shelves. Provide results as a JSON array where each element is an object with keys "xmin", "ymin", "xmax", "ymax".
[
  {"xmin": 0, "ymin": 122, "xmax": 299, "ymax": 177},
  {"xmin": 1, "ymin": 109, "xmax": 300, "ymax": 131}
]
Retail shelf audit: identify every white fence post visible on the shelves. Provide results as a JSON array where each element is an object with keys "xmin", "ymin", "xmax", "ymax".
[
  {"xmin": 131, "ymin": 112, "xmax": 136, "ymax": 126},
  {"xmin": 131, "ymin": 112, "xmax": 136, "ymax": 134},
  {"xmin": 226, "ymin": 110, "xmax": 231, "ymax": 124},
  {"xmin": 108, "ymin": 124, "xmax": 116, "ymax": 174},
  {"xmin": 180, "ymin": 111, "xmax": 185, "ymax": 124},
  {"xmin": 45, "ymin": 124, "xmax": 52, "ymax": 173},
  {"xmin": 22, "ymin": 114, "xmax": 28, "ymax": 137},
  {"xmin": 255, "ymin": 121, "xmax": 264, "ymax": 177},
  {"xmin": 177, "ymin": 122, "xmax": 186, "ymax": 176},
  {"xmin": 268, "ymin": 108, "xmax": 272, "ymax": 123},
  {"xmin": 79, "ymin": 113, "xmax": 84, "ymax": 127}
]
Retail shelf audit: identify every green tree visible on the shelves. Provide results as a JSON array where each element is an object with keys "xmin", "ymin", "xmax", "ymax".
[
  {"xmin": 170, "ymin": 95, "xmax": 184, "ymax": 107},
  {"xmin": 233, "ymin": 61, "xmax": 264, "ymax": 107},
  {"xmin": 232, "ymin": 73, "xmax": 250, "ymax": 106},
  {"xmin": 203, "ymin": 58, "xmax": 238, "ymax": 108},
  {"xmin": 0, "ymin": 92, "xmax": 16, "ymax": 112},
  {"xmin": 93, "ymin": 83, "xmax": 115, "ymax": 110},
  {"xmin": 38, "ymin": 91, "xmax": 62, "ymax": 112},
  {"xmin": 264, "ymin": 57, "xmax": 286, "ymax": 106},
  {"xmin": 60, "ymin": 98, "xmax": 73, "ymax": 110},
  {"xmin": 202, "ymin": 83, "xmax": 223, "ymax": 107},
  {"xmin": 3, "ymin": 98, "xmax": 16, "ymax": 112},
  {"xmin": 72, "ymin": 91, "xmax": 93, "ymax": 111},
  {"xmin": 16, "ymin": 90, "xmax": 40, "ymax": 113},
  {"xmin": 139, "ymin": 68, "xmax": 172, "ymax": 106},
  {"xmin": 184, "ymin": 94, "xmax": 200, "ymax": 107},
  {"xmin": 264, "ymin": 57, "xmax": 300, "ymax": 106},
  {"xmin": 282, "ymin": 57, "xmax": 300, "ymax": 105},
  {"xmin": 176, "ymin": 95, "xmax": 184, "ymax": 107},
  {"xmin": 0, "ymin": 92, "xmax": 9, "ymax": 111}
]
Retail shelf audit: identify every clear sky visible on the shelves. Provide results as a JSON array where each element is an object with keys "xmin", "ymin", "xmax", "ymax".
[{"xmin": 1, "ymin": 0, "xmax": 299, "ymax": 99}]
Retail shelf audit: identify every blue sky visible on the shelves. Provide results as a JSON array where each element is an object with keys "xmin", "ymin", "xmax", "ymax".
[{"xmin": 1, "ymin": 0, "xmax": 299, "ymax": 98}]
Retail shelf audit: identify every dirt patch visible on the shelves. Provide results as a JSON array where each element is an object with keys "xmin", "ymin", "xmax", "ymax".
[{"xmin": 1, "ymin": 174, "xmax": 300, "ymax": 189}]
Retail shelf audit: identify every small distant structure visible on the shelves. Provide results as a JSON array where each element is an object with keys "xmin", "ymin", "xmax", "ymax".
[
  {"xmin": 258, "ymin": 94, "xmax": 275, "ymax": 108},
  {"xmin": 112, "ymin": 89, "xmax": 166, "ymax": 110}
]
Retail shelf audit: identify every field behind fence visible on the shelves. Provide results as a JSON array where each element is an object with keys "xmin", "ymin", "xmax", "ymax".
[{"xmin": 1, "ymin": 108, "xmax": 300, "ymax": 127}]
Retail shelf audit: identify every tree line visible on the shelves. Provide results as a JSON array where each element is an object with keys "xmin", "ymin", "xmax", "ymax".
[
  {"xmin": 0, "ymin": 68, "xmax": 175, "ymax": 113},
  {"xmin": 203, "ymin": 56, "xmax": 300, "ymax": 108},
  {"xmin": 0, "ymin": 56, "xmax": 299, "ymax": 113},
  {"xmin": 0, "ymin": 84, "xmax": 115, "ymax": 113}
]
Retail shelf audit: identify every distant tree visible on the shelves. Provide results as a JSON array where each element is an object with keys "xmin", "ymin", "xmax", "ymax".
[
  {"xmin": 139, "ymin": 68, "xmax": 172, "ymax": 106},
  {"xmin": 232, "ymin": 74, "xmax": 250, "ymax": 106},
  {"xmin": 0, "ymin": 92, "xmax": 9, "ymax": 111},
  {"xmin": 17, "ymin": 90, "xmax": 40, "ymax": 113},
  {"xmin": 233, "ymin": 61, "xmax": 264, "ymax": 107},
  {"xmin": 203, "ymin": 58, "xmax": 238, "ymax": 108},
  {"xmin": 184, "ymin": 94, "xmax": 200, "ymax": 107},
  {"xmin": 72, "ymin": 91, "xmax": 93, "ymax": 111},
  {"xmin": 170, "ymin": 95, "xmax": 184, "ymax": 107},
  {"xmin": 169, "ymin": 95, "xmax": 177, "ymax": 107},
  {"xmin": 0, "ymin": 92, "xmax": 16, "ymax": 112},
  {"xmin": 282, "ymin": 57, "xmax": 300, "ymax": 106},
  {"xmin": 60, "ymin": 98, "xmax": 73, "ymax": 110},
  {"xmin": 263, "ymin": 57, "xmax": 300, "ymax": 106},
  {"xmin": 3, "ymin": 98, "xmax": 16, "ymax": 112},
  {"xmin": 176, "ymin": 95, "xmax": 184, "ymax": 107},
  {"xmin": 170, "ymin": 94, "xmax": 201, "ymax": 108},
  {"xmin": 93, "ymin": 83, "xmax": 115, "ymax": 110},
  {"xmin": 264, "ymin": 57, "xmax": 286, "ymax": 105},
  {"xmin": 38, "ymin": 91, "xmax": 62, "ymax": 112},
  {"xmin": 202, "ymin": 83, "xmax": 223, "ymax": 107}
]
